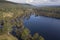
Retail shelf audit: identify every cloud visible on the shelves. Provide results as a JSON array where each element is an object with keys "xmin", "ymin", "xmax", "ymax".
[
  {"xmin": 30, "ymin": 0, "xmax": 60, "ymax": 5},
  {"xmin": 6, "ymin": 0, "xmax": 26, "ymax": 3},
  {"xmin": 6, "ymin": 0, "xmax": 60, "ymax": 5},
  {"xmin": 49, "ymin": 0, "xmax": 60, "ymax": 2}
]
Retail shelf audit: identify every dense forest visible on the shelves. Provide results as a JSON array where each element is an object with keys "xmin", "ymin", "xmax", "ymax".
[
  {"xmin": 0, "ymin": 1, "xmax": 44, "ymax": 40},
  {"xmin": 34, "ymin": 7, "xmax": 60, "ymax": 19}
]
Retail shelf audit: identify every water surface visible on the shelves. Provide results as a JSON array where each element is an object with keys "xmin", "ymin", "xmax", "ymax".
[{"xmin": 24, "ymin": 15, "xmax": 60, "ymax": 40}]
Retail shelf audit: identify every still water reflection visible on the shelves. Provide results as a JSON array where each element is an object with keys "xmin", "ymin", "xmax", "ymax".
[{"xmin": 24, "ymin": 15, "xmax": 60, "ymax": 40}]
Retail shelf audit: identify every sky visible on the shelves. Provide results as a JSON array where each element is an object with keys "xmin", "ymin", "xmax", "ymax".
[{"xmin": 6, "ymin": 0, "xmax": 60, "ymax": 5}]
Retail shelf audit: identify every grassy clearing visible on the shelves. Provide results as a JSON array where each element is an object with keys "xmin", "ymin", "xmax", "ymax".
[{"xmin": 0, "ymin": 34, "xmax": 17, "ymax": 40}]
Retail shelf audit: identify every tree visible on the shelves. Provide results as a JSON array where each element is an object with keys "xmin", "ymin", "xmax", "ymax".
[
  {"xmin": 39, "ymin": 36, "xmax": 45, "ymax": 40},
  {"xmin": 32, "ymin": 33, "xmax": 39, "ymax": 40},
  {"xmin": 21, "ymin": 28, "xmax": 30, "ymax": 40}
]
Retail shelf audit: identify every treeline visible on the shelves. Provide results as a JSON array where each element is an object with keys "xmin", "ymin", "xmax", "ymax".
[{"xmin": 34, "ymin": 7, "xmax": 60, "ymax": 19}]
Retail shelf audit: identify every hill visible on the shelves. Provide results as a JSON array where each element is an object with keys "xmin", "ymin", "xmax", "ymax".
[{"xmin": 0, "ymin": 1, "xmax": 36, "ymax": 9}]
